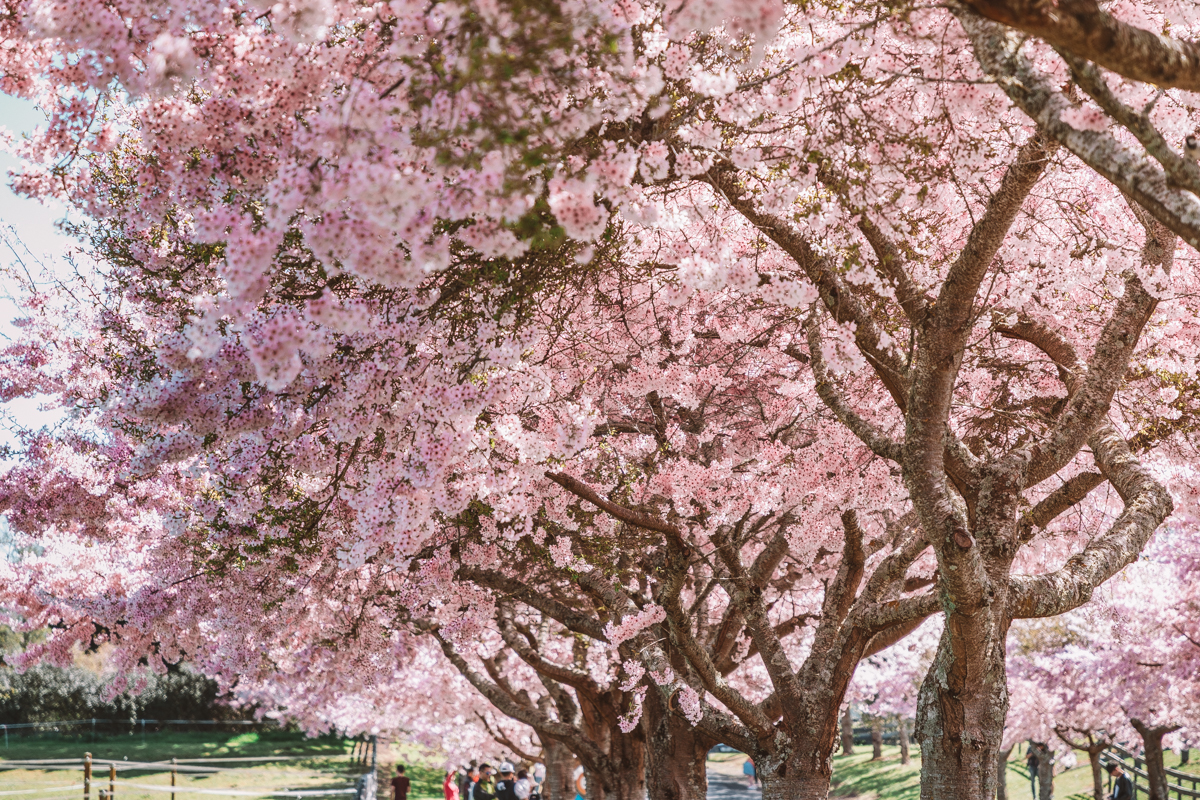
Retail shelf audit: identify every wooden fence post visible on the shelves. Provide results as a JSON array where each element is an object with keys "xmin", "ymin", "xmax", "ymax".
[
  {"xmin": 109, "ymin": 762, "xmax": 116, "ymax": 800},
  {"xmin": 84, "ymin": 752, "xmax": 92, "ymax": 800},
  {"xmin": 171, "ymin": 757, "xmax": 177, "ymax": 800}
]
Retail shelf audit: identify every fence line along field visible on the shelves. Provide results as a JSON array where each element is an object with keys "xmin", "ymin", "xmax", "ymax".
[{"xmin": 0, "ymin": 729, "xmax": 443, "ymax": 800}]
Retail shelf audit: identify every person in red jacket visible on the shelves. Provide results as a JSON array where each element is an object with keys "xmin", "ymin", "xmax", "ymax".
[{"xmin": 443, "ymin": 770, "xmax": 460, "ymax": 800}]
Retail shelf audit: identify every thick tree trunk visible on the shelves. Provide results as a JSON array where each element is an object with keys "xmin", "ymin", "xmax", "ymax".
[
  {"xmin": 1182, "ymin": 749, "xmax": 1190, "ymax": 766},
  {"xmin": 759, "ymin": 769, "xmax": 829, "ymax": 800},
  {"xmin": 899, "ymin": 718, "xmax": 911, "ymax": 766},
  {"xmin": 915, "ymin": 609, "xmax": 1010, "ymax": 800},
  {"xmin": 871, "ymin": 719, "xmax": 883, "ymax": 761},
  {"xmin": 643, "ymin": 691, "xmax": 710, "ymax": 800},
  {"xmin": 543, "ymin": 741, "xmax": 575, "ymax": 800},
  {"xmin": 841, "ymin": 705, "xmax": 855, "ymax": 755},
  {"xmin": 1132, "ymin": 719, "xmax": 1181, "ymax": 800},
  {"xmin": 996, "ymin": 746, "xmax": 1012, "ymax": 800},
  {"xmin": 587, "ymin": 767, "xmax": 646, "ymax": 800}
]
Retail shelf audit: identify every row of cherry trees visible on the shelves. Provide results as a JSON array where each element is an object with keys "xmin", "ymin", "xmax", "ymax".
[{"xmin": 3, "ymin": 0, "xmax": 1200, "ymax": 798}]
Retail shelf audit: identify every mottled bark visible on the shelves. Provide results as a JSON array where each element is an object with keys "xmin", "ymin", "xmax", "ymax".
[
  {"xmin": 543, "ymin": 741, "xmax": 575, "ymax": 800},
  {"xmin": 960, "ymin": 0, "xmax": 1200, "ymax": 91},
  {"xmin": 916, "ymin": 601, "xmax": 1011, "ymax": 800},
  {"xmin": 644, "ymin": 690, "xmax": 710, "ymax": 800},
  {"xmin": 1131, "ymin": 719, "xmax": 1182, "ymax": 800},
  {"xmin": 997, "ymin": 746, "xmax": 1012, "ymax": 800},
  {"xmin": 958, "ymin": 8, "xmax": 1200, "ymax": 251},
  {"xmin": 1087, "ymin": 751, "xmax": 1104, "ymax": 800},
  {"xmin": 759, "ymin": 762, "xmax": 829, "ymax": 800},
  {"xmin": 841, "ymin": 705, "xmax": 855, "ymax": 756},
  {"xmin": 871, "ymin": 719, "xmax": 883, "ymax": 761},
  {"xmin": 899, "ymin": 719, "xmax": 911, "ymax": 766}
]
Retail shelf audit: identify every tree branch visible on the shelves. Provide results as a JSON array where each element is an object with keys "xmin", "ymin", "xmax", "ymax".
[
  {"xmin": 1008, "ymin": 422, "xmax": 1173, "ymax": 618},
  {"xmin": 545, "ymin": 471, "xmax": 682, "ymax": 541},
  {"xmin": 960, "ymin": 0, "xmax": 1200, "ymax": 92},
  {"xmin": 957, "ymin": 8, "xmax": 1200, "ymax": 251},
  {"xmin": 803, "ymin": 320, "xmax": 903, "ymax": 462}
]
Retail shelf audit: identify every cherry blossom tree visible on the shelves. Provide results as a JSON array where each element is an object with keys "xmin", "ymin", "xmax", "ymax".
[
  {"xmin": 4, "ymin": 1, "xmax": 1200, "ymax": 799},
  {"xmin": 1005, "ymin": 527, "xmax": 1200, "ymax": 800}
]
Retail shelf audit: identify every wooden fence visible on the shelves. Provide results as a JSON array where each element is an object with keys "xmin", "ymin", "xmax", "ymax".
[
  {"xmin": 0, "ymin": 739, "xmax": 379, "ymax": 800},
  {"xmin": 1104, "ymin": 743, "xmax": 1200, "ymax": 799}
]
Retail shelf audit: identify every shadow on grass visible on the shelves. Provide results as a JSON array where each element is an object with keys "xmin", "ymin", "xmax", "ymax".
[{"xmin": 830, "ymin": 747, "xmax": 922, "ymax": 799}]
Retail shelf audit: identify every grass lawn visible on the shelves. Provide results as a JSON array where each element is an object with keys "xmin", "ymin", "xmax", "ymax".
[
  {"xmin": 0, "ymin": 730, "xmax": 442, "ymax": 800},
  {"xmin": 815, "ymin": 743, "xmax": 1200, "ymax": 800}
]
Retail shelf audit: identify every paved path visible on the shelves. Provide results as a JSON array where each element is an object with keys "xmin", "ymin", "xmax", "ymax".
[{"xmin": 706, "ymin": 769, "xmax": 762, "ymax": 800}]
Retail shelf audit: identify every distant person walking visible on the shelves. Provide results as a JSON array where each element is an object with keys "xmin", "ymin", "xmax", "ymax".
[
  {"xmin": 1026, "ymin": 745, "xmax": 1040, "ymax": 800},
  {"xmin": 1104, "ymin": 762, "xmax": 1134, "ymax": 800},
  {"xmin": 391, "ymin": 766, "xmax": 411, "ymax": 800},
  {"xmin": 743, "ymin": 758, "xmax": 758, "ymax": 788}
]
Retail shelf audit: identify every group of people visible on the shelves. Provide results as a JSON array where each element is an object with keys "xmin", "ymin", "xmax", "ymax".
[
  {"xmin": 391, "ymin": 760, "xmax": 588, "ymax": 800},
  {"xmin": 447, "ymin": 762, "xmax": 541, "ymax": 800}
]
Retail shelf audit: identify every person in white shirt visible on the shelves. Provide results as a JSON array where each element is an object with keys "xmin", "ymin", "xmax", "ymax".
[{"xmin": 513, "ymin": 770, "xmax": 532, "ymax": 800}]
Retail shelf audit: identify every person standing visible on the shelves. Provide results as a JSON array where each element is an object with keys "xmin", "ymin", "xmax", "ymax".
[
  {"xmin": 513, "ymin": 770, "xmax": 532, "ymax": 800},
  {"xmin": 458, "ymin": 763, "xmax": 476, "ymax": 800},
  {"xmin": 391, "ymin": 766, "xmax": 411, "ymax": 800},
  {"xmin": 467, "ymin": 767, "xmax": 496, "ymax": 800},
  {"xmin": 443, "ymin": 771, "xmax": 460, "ymax": 800},
  {"xmin": 530, "ymin": 763, "xmax": 545, "ymax": 800},
  {"xmin": 495, "ymin": 763, "xmax": 518, "ymax": 800},
  {"xmin": 1104, "ymin": 762, "xmax": 1134, "ymax": 800},
  {"xmin": 572, "ymin": 762, "xmax": 586, "ymax": 800},
  {"xmin": 1026, "ymin": 745, "xmax": 1040, "ymax": 800}
]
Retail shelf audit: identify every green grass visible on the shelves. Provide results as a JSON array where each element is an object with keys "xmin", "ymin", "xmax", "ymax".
[
  {"xmin": 830, "ymin": 745, "xmax": 922, "ymax": 798},
  {"xmin": 374, "ymin": 743, "xmax": 446, "ymax": 800},
  {"xmin": 820, "ymin": 743, "xmax": 1200, "ymax": 800},
  {"xmin": 0, "ymin": 730, "xmax": 374, "ymax": 800}
]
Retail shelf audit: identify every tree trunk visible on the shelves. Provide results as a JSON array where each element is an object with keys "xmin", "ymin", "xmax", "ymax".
[
  {"xmin": 996, "ymin": 746, "xmax": 1012, "ymax": 800},
  {"xmin": 841, "ymin": 705, "xmax": 855, "ymax": 756},
  {"xmin": 1030, "ymin": 742, "xmax": 1053, "ymax": 800},
  {"xmin": 587, "ymin": 766, "xmax": 646, "ymax": 800},
  {"xmin": 1181, "ymin": 749, "xmax": 1190, "ymax": 766},
  {"xmin": 1086, "ymin": 749, "xmax": 1104, "ymax": 800},
  {"xmin": 1131, "ymin": 719, "xmax": 1182, "ymax": 800},
  {"xmin": 871, "ymin": 719, "xmax": 883, "ymax": 761},
  {"xmin": 543, "ymin": 740, "xmax": 575, "ymax": 800},
  {"xmin": 899, "ymin": 718, "xmax": 911, "ymax": 766},
  {"xmin": 759, "ymin": 768, "xmax": 830, "ymax": 800},
  {"xmin": 915, "ymin": 610, "xmax": 1010, "ymax": 800},
  {"xmin": 643, "ymin": 690, "xmax": 710, "ymax": 800}
]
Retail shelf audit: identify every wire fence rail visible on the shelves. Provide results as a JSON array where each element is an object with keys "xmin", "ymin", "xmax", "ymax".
[{"xmin": 0, "ymin": 736, "xmax": 380, "ymax": 800}]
